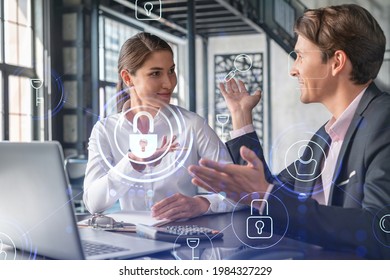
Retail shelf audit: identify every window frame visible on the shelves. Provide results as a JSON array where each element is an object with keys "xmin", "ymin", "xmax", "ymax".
[{"xmin": 0, "ymin": 0, "xmax": 37, "ymax": 141}]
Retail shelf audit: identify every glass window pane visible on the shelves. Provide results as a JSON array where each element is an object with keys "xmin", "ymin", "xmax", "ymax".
[
  {"xmin": 20, "ymin": 114, "xmax": 32, "ymax": 140},
  {"xmin": 4, "ymin": 1, "xmax": 33, "ymax": 67},
  {"xmin": 99, "ymin": 87, "xmax": 105, "ymax": 118},
  {"xmin": 99, "ymin": 46, "xmax": 105, "ymax": 80},
  {"xmin": 63, "ymin": 13, "xmax": 77, "ymax": 41},
  {"xmin": 0, "ymin": 72, "xmax": 3, "ymax": 140},
  {"xmin": 18, "ymin": 0, "xmax": 31, "ymax": 26},
  {"xmin": 9, "ymin": 114, "xmax": 32, "ymax": 141},
  {"xmin": 18, "ymin": 25, "xmax": 32, "ymax": 67},
  {"xmin": 112, "ymin": 21, "xmax": 119, "ymax": 51},
  {"xmin": 105, "ymin": 50, "xmax": 117, "ymax": 83},
  {"xmin": 4, "ymin": 0, "xmax": 17, "ymax": 23},
  {"xmin": 9, "ymin": 114, "xmax": 21, "ymax": 140},
  {"xmin": 99, "ymin": 86, "xmax": 118, "ymax": 118},
  {"xmin": 9, "ymin": 76, "xmax": 21, "ymax": 114},
  {"xmin": 4, "ymin": 22, "xmax": 18, "ymax": 65},
  {"xmin": 0, "ymin": 21, "xmax": 3, "ymax": 63},
  {"xmin": 105, "ymin": 86, "xmax": 117, "ymax": 116},
  {"xmin": 105, "ymin": 18, "xmax": 112, "ymax": 49},
  {"xmin": 99, "ymin": 17, "xmax": 105, "ymax": 79},
  {"xmin": 63, "ymin": 47, "xmax": 77, "ymax": 75},
  {"xmin": 9, "ymin": 76, "xmax": 32, "ymax": 141}
]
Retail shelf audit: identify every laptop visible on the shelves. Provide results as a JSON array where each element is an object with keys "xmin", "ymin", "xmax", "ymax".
[{"xmin": 0, "ymin": 141, "xmax": 178, "ymax": 260}]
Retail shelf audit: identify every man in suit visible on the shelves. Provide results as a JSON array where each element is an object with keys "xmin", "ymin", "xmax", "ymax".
[{"xmin": 189, "ymin": 4, "xmax": 390, "ymax": 259}]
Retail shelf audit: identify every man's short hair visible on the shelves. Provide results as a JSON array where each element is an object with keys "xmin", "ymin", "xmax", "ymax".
[{"xmin": 294, "ymin": 4, "xmax": 386, "ymax": 84}]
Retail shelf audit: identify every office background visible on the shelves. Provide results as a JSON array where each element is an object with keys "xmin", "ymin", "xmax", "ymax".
[{"xmin": 0, "ymin": 0, "xmax": 389, "ymax": 173}]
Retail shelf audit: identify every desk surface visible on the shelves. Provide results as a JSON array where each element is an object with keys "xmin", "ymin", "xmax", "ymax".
[
  {"xmin": 1, "ymin": 210, "xmax": 361, "ymax": 260},
  {"xmin": 132, "ymin": 209, "xmax": 361, "ymax": 260}
]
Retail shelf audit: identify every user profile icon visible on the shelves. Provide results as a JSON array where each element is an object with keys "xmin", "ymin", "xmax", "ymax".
[
  {"xmin": 285, "ymin": 140, "xmax": 327, "ymax": 183},
  {"xmin": 135, "ymin": 0, "xmax": 162, "ymax": 21},
  {"xmin": 294, "ymin": 145, "xmax": 317, "ymax": 176},
  {"xmin": 379, "ymin": 214, "xmax": 390, "ymax": 234},
  {"xmin": 0, "ymin": 232, "xmax": 17, "ymax": 260}
]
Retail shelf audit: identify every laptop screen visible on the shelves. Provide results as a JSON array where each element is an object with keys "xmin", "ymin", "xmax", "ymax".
[{"xmin": 0, "ymin": 141, "xmax": 84, "ymax": 259}]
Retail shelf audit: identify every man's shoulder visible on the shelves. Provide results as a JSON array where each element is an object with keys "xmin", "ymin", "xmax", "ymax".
[
  {"xmin": 363, "ymin": 83, "xmax": 390, "ymax": 109},
  {"xmin": 363, "ymin": 89, "xmax": 390, "ymax": 116},
  {"xmin": 356, "ymin": 86, "xmax": 390, "ymax": 137}
]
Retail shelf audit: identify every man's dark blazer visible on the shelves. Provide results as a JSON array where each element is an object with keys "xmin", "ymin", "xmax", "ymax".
[{"xmin": 226, "ymin": 83, "xmax": 390, "ymax": 259}]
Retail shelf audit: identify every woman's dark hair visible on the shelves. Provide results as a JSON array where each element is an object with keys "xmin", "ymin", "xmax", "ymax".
[{"xmin": 116, "ymin": 32, "xmax": 173, "ymax": 112}]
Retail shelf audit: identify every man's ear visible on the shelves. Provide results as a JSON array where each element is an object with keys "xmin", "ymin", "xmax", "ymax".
[
  {"xmin": 331, "ymin": 50, "xmax": 348, "ymax": 76},
  {"xmin": 120, "ymin": 69, "xmax": 133, "ymax": 87}
]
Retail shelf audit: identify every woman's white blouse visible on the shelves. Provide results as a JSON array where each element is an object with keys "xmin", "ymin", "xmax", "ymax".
[{"xmin": 83, "ymin": 105, "xmax": 235, "ymax": 214}]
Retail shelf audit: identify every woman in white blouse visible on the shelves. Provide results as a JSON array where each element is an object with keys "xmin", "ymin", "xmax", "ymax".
[{"xmin": 83, "ymin": 32, "xmax": 235, "ymax": 220}]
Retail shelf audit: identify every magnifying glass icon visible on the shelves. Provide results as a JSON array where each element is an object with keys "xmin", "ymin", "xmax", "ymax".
[{"xmin": 224, "ymin": 54, "xmax": 253, "ymax": 82}]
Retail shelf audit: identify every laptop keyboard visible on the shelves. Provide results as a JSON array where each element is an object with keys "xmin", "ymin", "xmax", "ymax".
[{"xmin": 82, "ymin": 240, "xmax": 129, "ymax": 256}]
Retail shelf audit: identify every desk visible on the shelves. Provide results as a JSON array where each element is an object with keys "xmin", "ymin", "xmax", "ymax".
[
  {"xmin": 1, "ymin": 210, "xmax": 361, "ymax": 260},
  {"xmin": 131, "ymin": 209, "xmax": 361, "ymax": 260}
]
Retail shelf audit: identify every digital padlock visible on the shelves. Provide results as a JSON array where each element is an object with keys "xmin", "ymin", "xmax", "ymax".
[
  {"xmin": 246, "ymin": 199, "xmax": 273, "ymax": 239},
  {"xmin": 129, "ymin": 111, "xmax": 158, "ymax": 158}
]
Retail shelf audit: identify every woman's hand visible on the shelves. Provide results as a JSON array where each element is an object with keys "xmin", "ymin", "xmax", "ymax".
[
  {"xmin": 151, "ymin": 194, "xmax": 210, "ymax": 221},
  {"xmin": 219, "ymin": 79, "xmax": 262, "ymax": 129},
  {"xmin": 128, "ymin": 135, "xmax": 179, "ymax": 171}
]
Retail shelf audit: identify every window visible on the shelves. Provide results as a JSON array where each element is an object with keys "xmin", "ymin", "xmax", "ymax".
[
  {"xmin": 98, "ymin": 16, "xmax": 140, "ymax": 117},
  {"xmin": 0, "ymin": 3, "xmax": 3, "ymax": 140},
  {"xmin": 0, "ymin": 72, "xmax": 3, "ymax": 140},
  {"xmin": 0, "ymin": 0, "xmax": 35, "ymax": 141},
  {"xmin": 4, "ymin": 0, "xmax": 32, "ymax": 67},
  {"xmin": 8, "ymin": 75, "xmax": 33, "ymax": 141}
]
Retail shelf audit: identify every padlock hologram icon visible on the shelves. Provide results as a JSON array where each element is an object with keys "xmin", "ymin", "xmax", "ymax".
[
  {"xmin": 129, "ymin": 111, "xmax": 158, "ymax": 158},
  {"xmin": 246, "ymin": 199, "xmax": 273, "ymax": 239}
]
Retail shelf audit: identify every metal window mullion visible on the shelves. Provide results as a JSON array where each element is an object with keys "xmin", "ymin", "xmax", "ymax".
[
  {"xmin": 3, "ymin": 70, "xmax": 8, "ymax": 140},
  {"xmin": 187, "ymin": 0, "xmax": 196, "ymax": 112},
  {"xmin": 91, "ymin": 0, "xmax": 99, "ymax": 125},
  {"xmin": 76, "ymin": 8, "xmax": 84, "ymax": 154},
  {"xmin": 0, "ymin": 0, "xmax": 6, "ymax": 140},
  {"xmin": 31, "ymin": 0, "xmax": 40, "ymax": 140}
]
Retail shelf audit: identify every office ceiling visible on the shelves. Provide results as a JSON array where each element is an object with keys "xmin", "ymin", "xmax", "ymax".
[
  {"xmin": 158, "ymin": 0, "xmax": 262, "ymax": 37},
  {"xmin": 106, "ymin": 0, "xmax": 263, "ymax": 38}
]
